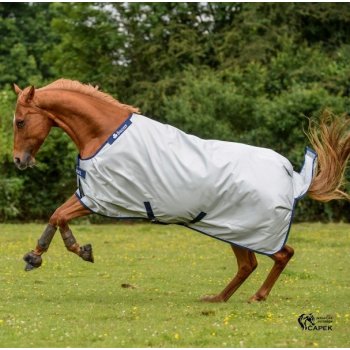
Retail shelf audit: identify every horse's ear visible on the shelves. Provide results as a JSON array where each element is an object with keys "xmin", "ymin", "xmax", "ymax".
[
  {"xmin": 25, "ymin": 86, "xmax": 35, "ymax": 103},
  {"xmin": 13, "ymin": 84, "xmax": 22, "ymax": 95}
]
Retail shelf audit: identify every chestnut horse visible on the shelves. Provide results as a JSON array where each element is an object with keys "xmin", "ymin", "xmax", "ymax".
[{"xmin": 13, "ymin": 79, "xmax": 349, "ymax": 303}]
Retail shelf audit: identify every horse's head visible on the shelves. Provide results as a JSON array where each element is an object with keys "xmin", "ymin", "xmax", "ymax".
[{"xmin": 13, "ymin": 84, "xmax": 54, "ymax": 170}]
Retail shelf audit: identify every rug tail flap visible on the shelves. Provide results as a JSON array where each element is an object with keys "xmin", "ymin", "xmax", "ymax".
[{"xmin": 292, "ymin": 147, "xmax": 318, "ymax": 200}]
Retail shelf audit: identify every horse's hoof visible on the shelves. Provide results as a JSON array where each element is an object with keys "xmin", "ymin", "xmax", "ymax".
[
  {"xmin": 23, "ymin": 251, "xmax": 42, "ymax": 271},
  {"xmin": 200, "ymin": 294, "xmax": 225, "ymax": 303},
  {"xmin": 248, "ymin": 295, "xmax": 266, "ymax": 303},
  {"xmin": 25, "ymin": 263, "xmax": 36, "ymax": 271},
  {"xmin": 79, "ymin": 244, "xmax": 94, "ymax": 263}
]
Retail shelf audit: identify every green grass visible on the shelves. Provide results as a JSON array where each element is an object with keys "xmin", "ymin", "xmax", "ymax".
[{"xmin": 0, "ymin": 222, "xmax": 349, "ymax": 347}]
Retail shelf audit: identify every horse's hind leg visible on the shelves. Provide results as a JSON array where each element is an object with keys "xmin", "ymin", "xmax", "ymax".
[
  {"xmin": 23, "ymin": 194, "xmax": 92, "ymax": 271},
  {"xmin": 249, "ymin": 245, "xmax": 294, "ymax": 302},
  {"xmin": 201, "ymin": 245, "xmax": 257, "ymax": 302}
]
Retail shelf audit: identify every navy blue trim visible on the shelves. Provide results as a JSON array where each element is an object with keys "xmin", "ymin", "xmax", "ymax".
[
  {"xmin": 296, "ymin": 146, "xmax": 318, "ymax": 201},
  {"xmin": 190, "ymin": 211, "xmax": 207, "ymax": 224},
  {"xmin": 306, "ymin": 146, "xmax": 317, "ymax": 157},
  {"xmin": 78, "ymin": 114, "xmax": 134, "ymax": 161},
  {"xmin": 184, "ymin": 224, "xmax": 275, "ymax": 256},
  {"xmin": 107, "ymin": 117, "xmax": 132, "ymax": 145},
  {"xmin": 76, "ymin": 166, "xmax": 86, "ymax": 179},
  {"xmin": 277, "ymin": 199, "xmax": 298, "ymax": 255},
  {"xmin": 75, "ymin": 190, "xmax": 82, "ymax": 200},
  {"xmin": 78, "ymin": 179, "xmax": 85, "ymax": 197}
]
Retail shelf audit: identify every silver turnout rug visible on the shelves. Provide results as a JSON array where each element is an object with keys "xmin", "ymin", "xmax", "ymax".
[{"xmin": 75, "ymin": 114, "xmax": 317, "ymax": 255}]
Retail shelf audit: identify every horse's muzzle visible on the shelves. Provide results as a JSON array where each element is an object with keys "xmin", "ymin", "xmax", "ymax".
[{"xmin": 14, "ymin": 154, "xmax": 35, "ymax": 170}]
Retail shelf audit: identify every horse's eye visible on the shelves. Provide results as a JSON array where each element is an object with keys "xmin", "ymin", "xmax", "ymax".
[{"xmin": 16, "ymin": 120, "xmax": 25, "ymax": 129}]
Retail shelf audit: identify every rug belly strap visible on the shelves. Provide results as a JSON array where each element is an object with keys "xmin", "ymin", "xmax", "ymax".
[
  {"xmin": 144, "ymin": 201, "xmax": 206, "ymax": 225},
  {"xmin": 143, "ymin": 201, "xmax": 168, "ymax": 224},
  {"xmin": 190, "ymin": 211, "xmax": 207, "ymax": 224}
]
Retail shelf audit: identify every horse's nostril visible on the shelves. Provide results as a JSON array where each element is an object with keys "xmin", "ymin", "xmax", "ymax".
[{"xmin": 14, "ymin": 157, "xmax": 21, "ymax": 165}]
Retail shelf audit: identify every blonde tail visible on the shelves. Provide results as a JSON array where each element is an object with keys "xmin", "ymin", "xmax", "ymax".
[{"xmin": 307, "ymin": 110, "xmax": 350, "ymax": 202}]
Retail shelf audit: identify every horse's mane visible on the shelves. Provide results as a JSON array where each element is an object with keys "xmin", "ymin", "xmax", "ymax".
[{"xmin": 39, "ymin": 79, "xmax": 140, "ymax": 114}]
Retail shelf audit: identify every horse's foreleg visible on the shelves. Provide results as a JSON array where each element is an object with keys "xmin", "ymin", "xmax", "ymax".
[
  {"xmin": 23, "ymin": 224, "xmax": 57, "ymax": 271},
  {"xmin": 201, "ymin": 245, "xmax": 257, "ymax": 302},
  {"xmin": 249, "ymin": 245, "xmax": 294, "ymax": 302},
  {"xmin": 23, "ymin": 194, "xmax": 91, "ymax": 271}
]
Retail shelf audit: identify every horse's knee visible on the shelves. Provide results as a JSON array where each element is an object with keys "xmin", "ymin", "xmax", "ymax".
[
  {"xmin": 49, "ymin": 209, "xmax": 68, "ymax": 228},
  {"xmin": 281, "ymin": 245, "xmax": 294, "ymax": 261},
  {"xmin": 273, "ymin": 245, "xmax": 294, "ymax": 265},
  {"xmin": 239, "ymin": 258, "xmax": 257, "ymax": 277},
  {"xmin": 284, "ymin": 245, "xmax": 294, "ymax": 258}
]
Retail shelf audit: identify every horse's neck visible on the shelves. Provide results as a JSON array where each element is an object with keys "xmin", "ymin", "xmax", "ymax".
[{"xmin": 36, "ymin": 90, "xmax": 130, "ymax": 158}]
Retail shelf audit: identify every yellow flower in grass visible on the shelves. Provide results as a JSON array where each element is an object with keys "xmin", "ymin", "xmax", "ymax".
[{"xmin": 266, "ymin": 312, "xmax": 273, "ymax": 320}]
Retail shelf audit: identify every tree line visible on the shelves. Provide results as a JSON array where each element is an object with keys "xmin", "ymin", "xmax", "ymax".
[{"xmin": 0, "ymin": 2, "xmax": 349, "ymax": 222}]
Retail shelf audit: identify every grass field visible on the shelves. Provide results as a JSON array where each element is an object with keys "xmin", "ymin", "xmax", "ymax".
[{"xmin": 0, "ymin": 222, "xmax": 349, "ymax": 347}]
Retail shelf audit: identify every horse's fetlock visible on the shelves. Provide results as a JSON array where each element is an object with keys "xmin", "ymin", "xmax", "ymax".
[
  {"xmin": 67, "ymin": 242, "xmax": 80, "ymax": 253},
  {"xmin": 249, "ymin": 294, "xmax": 267, "ymax": 303}
]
